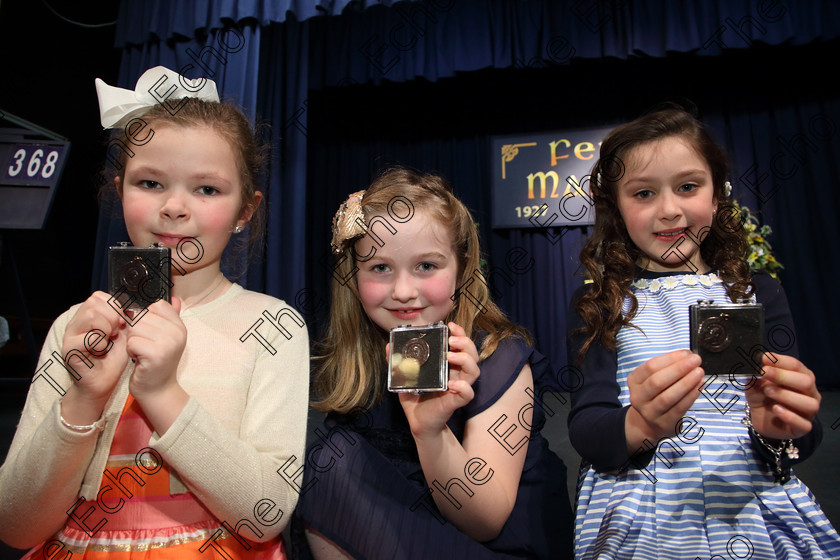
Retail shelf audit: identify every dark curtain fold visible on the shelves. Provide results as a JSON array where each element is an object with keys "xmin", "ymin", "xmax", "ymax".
[
  {"xmin": 114, "ymin": 0, "xmax": 418, "ymax": 47},
  {"xmin": 254, "ymin": 14, "xmax": 311, "ymax": 300},
  {"xmin": 304, "ymin": 0, "xmax": 840, "ymax": 88}
]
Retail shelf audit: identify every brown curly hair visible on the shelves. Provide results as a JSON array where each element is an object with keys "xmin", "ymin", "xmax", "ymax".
[{"xmin": 575, "ymin": 108, "xmax": 753, "ymax": 363}]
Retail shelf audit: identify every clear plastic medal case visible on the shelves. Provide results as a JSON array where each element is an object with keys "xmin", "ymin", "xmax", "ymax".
[{"xmin": 388, "ymin": 322, "xmax": 449, "ymax": 392}]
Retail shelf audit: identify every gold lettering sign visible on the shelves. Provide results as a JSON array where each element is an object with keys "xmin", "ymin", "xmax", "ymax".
[{"xmin": 492, "ymin": 127, "xmax": 614, "ymax": 229}]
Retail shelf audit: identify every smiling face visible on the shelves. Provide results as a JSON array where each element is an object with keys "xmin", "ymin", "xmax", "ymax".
[
  {"xmin": 616, "ymin": 136, "xmax": 717, "ymax": 273},
  {"xmin": 118, "ymin": 124, "xmax": 255, "ymax": 274},
  {"xmin": 354, "ymin": 210, "xmax": 458, "ymax": 332}
]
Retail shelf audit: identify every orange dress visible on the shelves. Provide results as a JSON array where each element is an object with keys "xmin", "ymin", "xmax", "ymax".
[{"xmin": 23, "ymin": 397, "xmax": 286, "ymax": 559}]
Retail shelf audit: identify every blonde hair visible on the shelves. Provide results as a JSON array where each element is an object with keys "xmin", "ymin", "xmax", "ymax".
[{"xmin": 313, "ymin": 168, "xmax": 531, "ymax": 413}]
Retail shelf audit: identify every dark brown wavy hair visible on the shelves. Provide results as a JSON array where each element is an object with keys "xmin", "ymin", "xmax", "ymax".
[{"xmin": 575, "ymin": 108, "xmax": 753, "ymax": 363}]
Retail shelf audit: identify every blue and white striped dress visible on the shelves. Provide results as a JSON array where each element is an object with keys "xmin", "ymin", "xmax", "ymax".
[{"xmin": 574, "ymin": 272, "xmax": 840, "ymax": 560}]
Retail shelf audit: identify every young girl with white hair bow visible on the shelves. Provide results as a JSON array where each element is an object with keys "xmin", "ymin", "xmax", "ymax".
[{"xmin": 0, "ymin": 66, "xmax": 309, "ymax": 559}]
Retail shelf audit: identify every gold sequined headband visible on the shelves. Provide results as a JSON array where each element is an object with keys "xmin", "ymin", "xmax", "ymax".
[{"xmin": 330, "ymin": 190, "xmax": 367, "ymax": 254}]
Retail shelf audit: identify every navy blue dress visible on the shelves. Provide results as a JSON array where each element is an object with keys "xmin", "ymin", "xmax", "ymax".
[{"xmin": 291, "ymin": 335, "xmax": 573, "ymax": 559}]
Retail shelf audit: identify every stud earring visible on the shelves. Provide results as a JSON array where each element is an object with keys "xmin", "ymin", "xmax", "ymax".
[{"xmin": 233, "ymin": 225, "xmax": 243, "ymax": 233}]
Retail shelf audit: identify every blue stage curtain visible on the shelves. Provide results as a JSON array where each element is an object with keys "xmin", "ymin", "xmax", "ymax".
[
  {"xmin": 303, "ymin": 0, "xmax": 840, "ymax": 88},
  {"xmin": 113, "ymin": 0, "xmax": 416, "ymax": 47},
  {"xmin": 252, "ymin": 13, "xmax": 311, "ymax": 301},
  {"xmin": 101, "ymin": 0, "xmax": 840, "ymax": 385}
]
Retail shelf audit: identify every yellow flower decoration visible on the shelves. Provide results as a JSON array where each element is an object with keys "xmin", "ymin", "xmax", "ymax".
[{"xmin": 731, "ymin": 200, "xmax": 784, "ymax": 281}]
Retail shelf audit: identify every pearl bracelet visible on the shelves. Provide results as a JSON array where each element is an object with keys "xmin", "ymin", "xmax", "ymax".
[{"xmin": 60, "ymin": 414, "xmax": 105, "ymax": 433}]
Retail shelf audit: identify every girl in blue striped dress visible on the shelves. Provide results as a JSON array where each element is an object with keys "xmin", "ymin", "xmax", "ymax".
[{"xmin": 567, "ymin": 108, "xmax": 840, "ymax": 559}]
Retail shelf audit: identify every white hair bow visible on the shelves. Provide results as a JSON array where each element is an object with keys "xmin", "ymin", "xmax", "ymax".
[{"xmin": 95, "ymin": 66, "xmax": 220, "ymax": 129}]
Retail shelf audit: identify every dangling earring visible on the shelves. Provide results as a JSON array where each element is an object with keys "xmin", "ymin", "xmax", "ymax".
[{"xmin": 233, "ymin": 225, "xmax": 244, "ymax": 233}]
